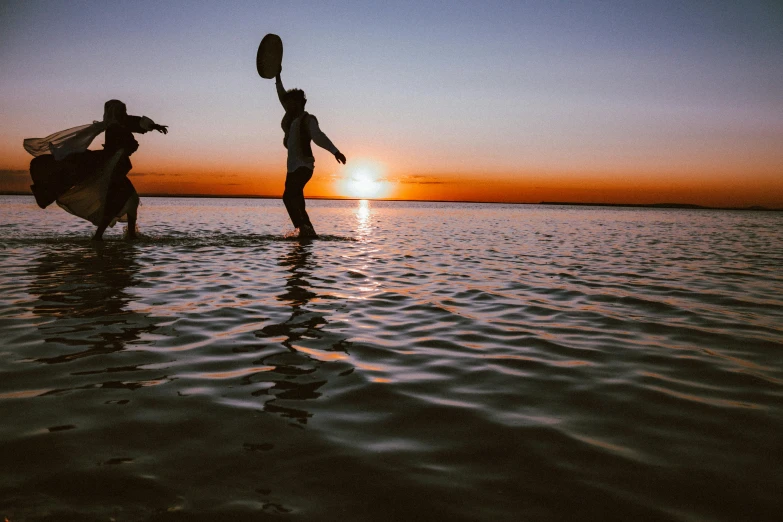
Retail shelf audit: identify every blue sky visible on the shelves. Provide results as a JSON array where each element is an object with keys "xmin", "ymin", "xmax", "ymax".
[{"xmin": 1, "ymin": 1, "xmax": 781, "ymax": 204}]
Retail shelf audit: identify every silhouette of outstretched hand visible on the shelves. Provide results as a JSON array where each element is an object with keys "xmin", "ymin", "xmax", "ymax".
[
  {"xmin": 334, "ymin": 151, "xmax": 346, "ymax": 164},
  {"xmin": 154, "ymin": 124, "xmax": 168, "ymax": 135}
]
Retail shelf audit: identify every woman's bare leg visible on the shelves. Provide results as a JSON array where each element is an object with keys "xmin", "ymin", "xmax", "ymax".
[
  {"xmin": 93, "ymin": 218, "xmax": 110, "ymax": 241},
  {"xmin": 93, "ymin": 194, "xmax": 137, "ymax": 241},
  {"xmin": 126, "ymin": 202, "xmax": 138, "ymax": 239}
]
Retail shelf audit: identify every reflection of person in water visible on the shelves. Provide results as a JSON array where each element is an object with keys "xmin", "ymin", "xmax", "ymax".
[
  {"xmin": 24, "ymin": 99, "xmax": 168, "ymax": 240},
  {"xmin": 255, "ymin": 242, "xmax": 351, "ymax": 424},
  {"xmin": 274, "ymin": 70, "xmax": 346, "ymax": 238},
  {"xmin": 28, "ymin": 244, "xmax": 155, "ymax": 364},
  {"xmin": 274, "ymin": 242, "xmax": 321, "ymax": 333}
]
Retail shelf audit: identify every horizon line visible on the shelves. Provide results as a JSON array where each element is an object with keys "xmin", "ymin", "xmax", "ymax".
[{"xmin": 1, "ymin": 191, "xmax": 780, "ymax": 211}]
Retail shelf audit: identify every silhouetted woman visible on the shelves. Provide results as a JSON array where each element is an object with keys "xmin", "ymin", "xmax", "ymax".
[{"xmin": 24, "ymin": 99, "xmax": 168, "ymax": 240}]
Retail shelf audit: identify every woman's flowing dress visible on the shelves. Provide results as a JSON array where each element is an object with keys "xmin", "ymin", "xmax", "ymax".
[{"xmin": 25, "ymin": 116, "xmax": 154, "ymax": 226}]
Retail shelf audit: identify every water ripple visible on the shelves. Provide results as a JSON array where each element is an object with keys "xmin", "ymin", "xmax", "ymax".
[{"xmin": 1, "ymin": 197, "xmax": 782, "ymax": 520}]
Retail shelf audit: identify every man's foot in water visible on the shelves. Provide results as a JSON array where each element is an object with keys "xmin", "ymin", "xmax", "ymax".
[{"xmin": 299, "ymin": 225, "xmax": 318, "ymax": 238}]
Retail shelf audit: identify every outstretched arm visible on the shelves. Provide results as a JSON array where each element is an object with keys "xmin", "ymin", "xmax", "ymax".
[
  {"xmin": 308, "ymin": 116, "xmax": 346, "ymax": 164},
  {"xmin": 275, "ymin": 72, "xmax": 286, "ymax": 109},
  {"xmin": 133, "ymin": 116, "xmax": 168, "ymax": 134}
]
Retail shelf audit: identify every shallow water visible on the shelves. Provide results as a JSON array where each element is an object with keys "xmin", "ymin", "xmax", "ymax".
[{"xmin": 1, "ymin": 195, "xmax": 782, "ymax": 521}]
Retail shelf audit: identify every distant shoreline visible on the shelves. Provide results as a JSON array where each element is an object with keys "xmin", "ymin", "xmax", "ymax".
[{"xmin": 1, "ymin": 191, "xmax": 779, "ymax": 211}]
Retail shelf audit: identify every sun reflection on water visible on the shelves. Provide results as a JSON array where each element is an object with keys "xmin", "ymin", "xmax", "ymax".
[
  {"xmin": 352, "ymin": 199, "xmax": 382, "ymax": 295},
  {"xmin": 355, "ymin": 199, "xmax": 372, "ymax": 237}
]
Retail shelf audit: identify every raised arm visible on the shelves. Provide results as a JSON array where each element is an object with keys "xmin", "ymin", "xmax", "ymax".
[
  {"xmin": 275, "ymin": 73, "xmax": 286, "ymax": 109},
  {"xmin": 308, "ymin": 116, "xmax": 346, "ymax": 164}
]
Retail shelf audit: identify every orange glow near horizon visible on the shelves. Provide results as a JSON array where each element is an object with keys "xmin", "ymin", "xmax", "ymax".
[
  {"xmin": 2, "ymin": 159, "xmax": 782, "ymax": 208},
  {"xmin": 1, "ymin": 140, "xmax": 781, "ymax": 208}
]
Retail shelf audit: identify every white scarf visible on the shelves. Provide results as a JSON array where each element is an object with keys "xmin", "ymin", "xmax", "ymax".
[
  {"xmin": 23, "ymin": 121, "xmax": 107, "ymax": 161},
  {"xmin": 23, "ymin": 101, "xmax": 128, "ymax": 161}
]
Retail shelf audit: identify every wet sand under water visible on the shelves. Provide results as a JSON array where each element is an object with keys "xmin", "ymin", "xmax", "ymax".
[{"xmin": 1, "ymin": 196, "xmax": 782, "ymax": 521}]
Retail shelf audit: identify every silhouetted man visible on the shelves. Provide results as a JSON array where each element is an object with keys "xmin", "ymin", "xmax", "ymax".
[{"xmin": 275, "ymin": 71, "xmax": 346, "ymax": 238}]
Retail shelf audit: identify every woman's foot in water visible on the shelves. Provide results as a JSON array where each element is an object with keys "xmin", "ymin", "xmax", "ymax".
[
  {"xmin": 92, "ymin": 225, "xmax": 107, "ymax": 241},
  {"xmin": 124, "ymin": 224, "xmax": 140, "ymax": 240}
]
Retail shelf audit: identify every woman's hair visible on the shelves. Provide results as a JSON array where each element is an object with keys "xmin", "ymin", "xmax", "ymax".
[
  {"xmin": 285, "ymin": 88, "xmax": 307, "ymax": 106},
  {"xmin": 103, "ymin": 99, "xmax": 127, "ymax": 125}
]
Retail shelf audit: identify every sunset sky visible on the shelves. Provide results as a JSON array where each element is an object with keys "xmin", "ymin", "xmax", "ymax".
[{"xmin": 1, "ymin": 0, "xmax": 781, "ymax": 207}]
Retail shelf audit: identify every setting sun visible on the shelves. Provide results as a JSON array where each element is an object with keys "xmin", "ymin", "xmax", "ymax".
[{"xmin": 335, "ymin": 159, "xmax": 393, "ymax": 199}]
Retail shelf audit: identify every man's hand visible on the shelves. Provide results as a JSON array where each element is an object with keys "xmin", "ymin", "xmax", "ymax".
[
  {"xmin": 155, "ymin": 124, "xmax": 168, "ymax": 135},
  {"xmin": 334, "ymin": 151, "xmax": 346, "ymax": 164}
]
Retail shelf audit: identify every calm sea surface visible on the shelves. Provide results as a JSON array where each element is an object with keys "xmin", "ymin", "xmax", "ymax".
[{"xmin": 1, "ymin": 195, "xmax": 782, "ymax": 521}]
